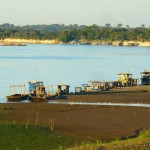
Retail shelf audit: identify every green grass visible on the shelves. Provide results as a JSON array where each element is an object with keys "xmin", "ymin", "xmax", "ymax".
[
  {"xmin": 0, "ymin": 123, "xmax": 82, "ymax": 150},
  {"xmin": 1, "ymin": 122, "xmax": 150, "ymax": 150},
  {"xmin": 67, "ymin": 129, "xmax": 150, "ymax": 150}
]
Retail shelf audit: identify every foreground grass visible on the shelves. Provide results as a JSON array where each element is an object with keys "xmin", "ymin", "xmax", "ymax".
[
  {"xmin": 67, "ymin": 130, "xmax": 150, "ymax": 150},
  {"xmin": 0, "ymin": 123, "xmax": 150, "ymax": 150},
  {"xmin": 0, "ymin": 123, "xmax": 82, "ymax": 150}
]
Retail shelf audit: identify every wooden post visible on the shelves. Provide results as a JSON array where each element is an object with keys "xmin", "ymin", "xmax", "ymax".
[
  {"xmin": 36, "ymin": 112, "xmax": 38, "ymax": 125},
  {"xmin": 26, "ymin": 118, "xmax": 30, "ymax": 129},
  {"xmin": 49, "ymin": 118, "xmax": 55, "ymax": 131},
  {"xmin": 111, "ymin": 106, "xmax": 114, "ymax": 112},
  {"xmin": 52, "ymin": 119, "xmax": 55, "ymax": 130}
]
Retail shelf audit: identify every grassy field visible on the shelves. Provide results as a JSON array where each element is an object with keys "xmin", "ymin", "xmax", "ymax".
[{"xmin": 0, "ymin": 123, "xmax": 82, "ymax": 150}]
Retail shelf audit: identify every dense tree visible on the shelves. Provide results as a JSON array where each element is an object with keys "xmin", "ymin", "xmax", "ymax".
[
  {"xmin": 0, "ymin": 23, "xmax": 149, "ymax": 43},
  {"xmin": 126, "ymin": 25, "xmax": 130, "ymax": 29},
  {"xmin": 141, "ymin": 24, "xmax": 145, "ymax": 28},
  {"xmin": 117, "ymin": 23, "xmax": 122, "ymax": 28},
  {"xmin": 105, "ymin": 23, "xmax": 111, "ymax": 28}
]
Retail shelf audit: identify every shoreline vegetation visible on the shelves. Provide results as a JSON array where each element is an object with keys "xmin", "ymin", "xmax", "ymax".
[
  {"xmin": 0, "ymin": 23, "xmax": 150, "ymax": 47},
  {"xmin": 1, "ymin": 38, "xmax": 150, "ymax": 47}
]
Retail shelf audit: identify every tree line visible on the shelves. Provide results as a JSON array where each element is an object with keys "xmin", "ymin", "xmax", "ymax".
[{"xmin": 0, "ymin": 23, "xmax": 149, "ymax": 43}]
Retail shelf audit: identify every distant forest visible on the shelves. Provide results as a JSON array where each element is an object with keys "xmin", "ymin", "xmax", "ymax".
[{"xmin": 0, "ymin": 23, "xmax": 150, "ymax": 43}]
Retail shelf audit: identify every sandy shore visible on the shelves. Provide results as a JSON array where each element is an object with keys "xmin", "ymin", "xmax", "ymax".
[
  {"xmin": 2, "ymin": 38, "xmax": 59, "ymax": 44},
  {"xmin": 123, "ymin": 41, "xmax": 150, "ymax": 47},
  {"xmin": 1, "ymin": 38, "xmax": 150, "ymax": 47}
]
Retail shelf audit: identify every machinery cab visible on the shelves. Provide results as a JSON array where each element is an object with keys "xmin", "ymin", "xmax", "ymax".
[
  {"xmin": 141, "ymin": 71, "xmax": 150, "ymax": 85},
  {"xmin": 29, "ymin": 81, "xmax": 46, "ymax": 96}
]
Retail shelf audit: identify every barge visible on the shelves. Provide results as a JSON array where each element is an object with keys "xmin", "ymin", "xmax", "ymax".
[
  {"xmin": 6, "ymin": 94, "xmax": 28, "ymax": 101},
  {"xmin": 141, "ymin": 71, "xmax": 150, "ymax": 85},
  {"xmin": 6, "ymin": 84, "xmax": 28, "ymax": 101}
]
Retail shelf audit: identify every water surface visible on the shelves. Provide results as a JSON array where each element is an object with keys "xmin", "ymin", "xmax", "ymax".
[{"xmin": 0, "ymin": 44, "xmax": 150, "ymax": 102}]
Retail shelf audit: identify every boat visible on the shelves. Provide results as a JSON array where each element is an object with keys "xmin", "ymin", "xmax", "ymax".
[
  {"xmin": 29, "ymin": 95, "xmax": 46, "ymax": 102},
  {"xmin": 29, "ymin": 93, "xmax": 58, "ymax": 102},
  {"xmin": 28, "ymin": 81, "xmax": 58, "ymax": 102},
  {"xmin": 141, "ymin": 71, "xmax": 150, "ymax": 85},
  {"xmin": 6, "ymin": 84, "xmax": 28, "ymax": 102},
  {"xmin": 6, "ymin": 94, "xmax": 28, "ymax": 101}
]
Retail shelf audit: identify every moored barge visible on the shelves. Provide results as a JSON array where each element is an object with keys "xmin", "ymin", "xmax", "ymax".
[
  {"xmin": 6, "ymin": 84, "xmax": 28, "ymax": 102},
  {"xmin": 6, "ymin": 94, "xmax": 28, "ymax": 101}
]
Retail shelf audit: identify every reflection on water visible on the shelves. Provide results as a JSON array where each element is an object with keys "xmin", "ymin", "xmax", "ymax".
[{"xmin": 0, "ymin": 44, "xmax": 150, "ymax": 102}]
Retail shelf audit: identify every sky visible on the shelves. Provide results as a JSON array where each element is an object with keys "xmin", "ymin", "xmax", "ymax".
[{"xmin": 0, "ymin": 0, "xmax": 150, "ymax": 27}]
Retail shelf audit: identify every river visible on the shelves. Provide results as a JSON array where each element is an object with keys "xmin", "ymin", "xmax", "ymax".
[{"xmin": 0, "ymin": 44, "xmax": 150, "ymax": 102}]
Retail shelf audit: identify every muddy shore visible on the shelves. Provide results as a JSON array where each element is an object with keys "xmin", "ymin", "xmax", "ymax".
[
  {"xmin": 66, "ymin": 85, "xmax": 150, "ymax": 104},
  {"xmin": 0, "ymin": 103, "xmax": 150, "ymax": 141},
  {"xmin": 0, "ymin": 85, "xmax": 150, "ymax": 141}
]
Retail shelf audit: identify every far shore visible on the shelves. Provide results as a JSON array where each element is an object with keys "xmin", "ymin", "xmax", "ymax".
[{"xmin": 1, "ymin": 38, "xmax": 150, "ymax": 47}]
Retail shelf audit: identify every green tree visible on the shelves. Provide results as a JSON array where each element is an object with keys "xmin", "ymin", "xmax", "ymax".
[
  {"xmin": 105, "ymin": 23, "xmax": 111, "ymax": 28},
  {"xmin": 126, "ymin": 25, "xmax": 130, "ymax": 29},
  {"xmin": 117, "ymin": 23, "xmax": 122, "ymax": 28},
  {"xmin": 141, "ymin": 24, "xmax": 145, "ymax": 28}
]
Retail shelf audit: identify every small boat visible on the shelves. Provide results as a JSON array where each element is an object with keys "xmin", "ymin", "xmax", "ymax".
[{"xmin": 6, "ymin": 94, "xmax": 28, "ymax": 101}]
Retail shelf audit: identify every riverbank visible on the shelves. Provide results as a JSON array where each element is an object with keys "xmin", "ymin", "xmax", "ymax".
[{"xmin": 1, "ymin": 38, "xmax": 150, "ymax": 47}]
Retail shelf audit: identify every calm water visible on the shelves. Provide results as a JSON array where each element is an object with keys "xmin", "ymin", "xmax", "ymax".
[{"xmin": 0, "ymin": 44, "xmax": 150, "ymax": 102}]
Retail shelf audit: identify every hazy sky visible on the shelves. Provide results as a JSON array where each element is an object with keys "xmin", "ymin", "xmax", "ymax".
[{"xmin": 0, "ymin": 0, "xmax": 150, "ymax": 27}]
